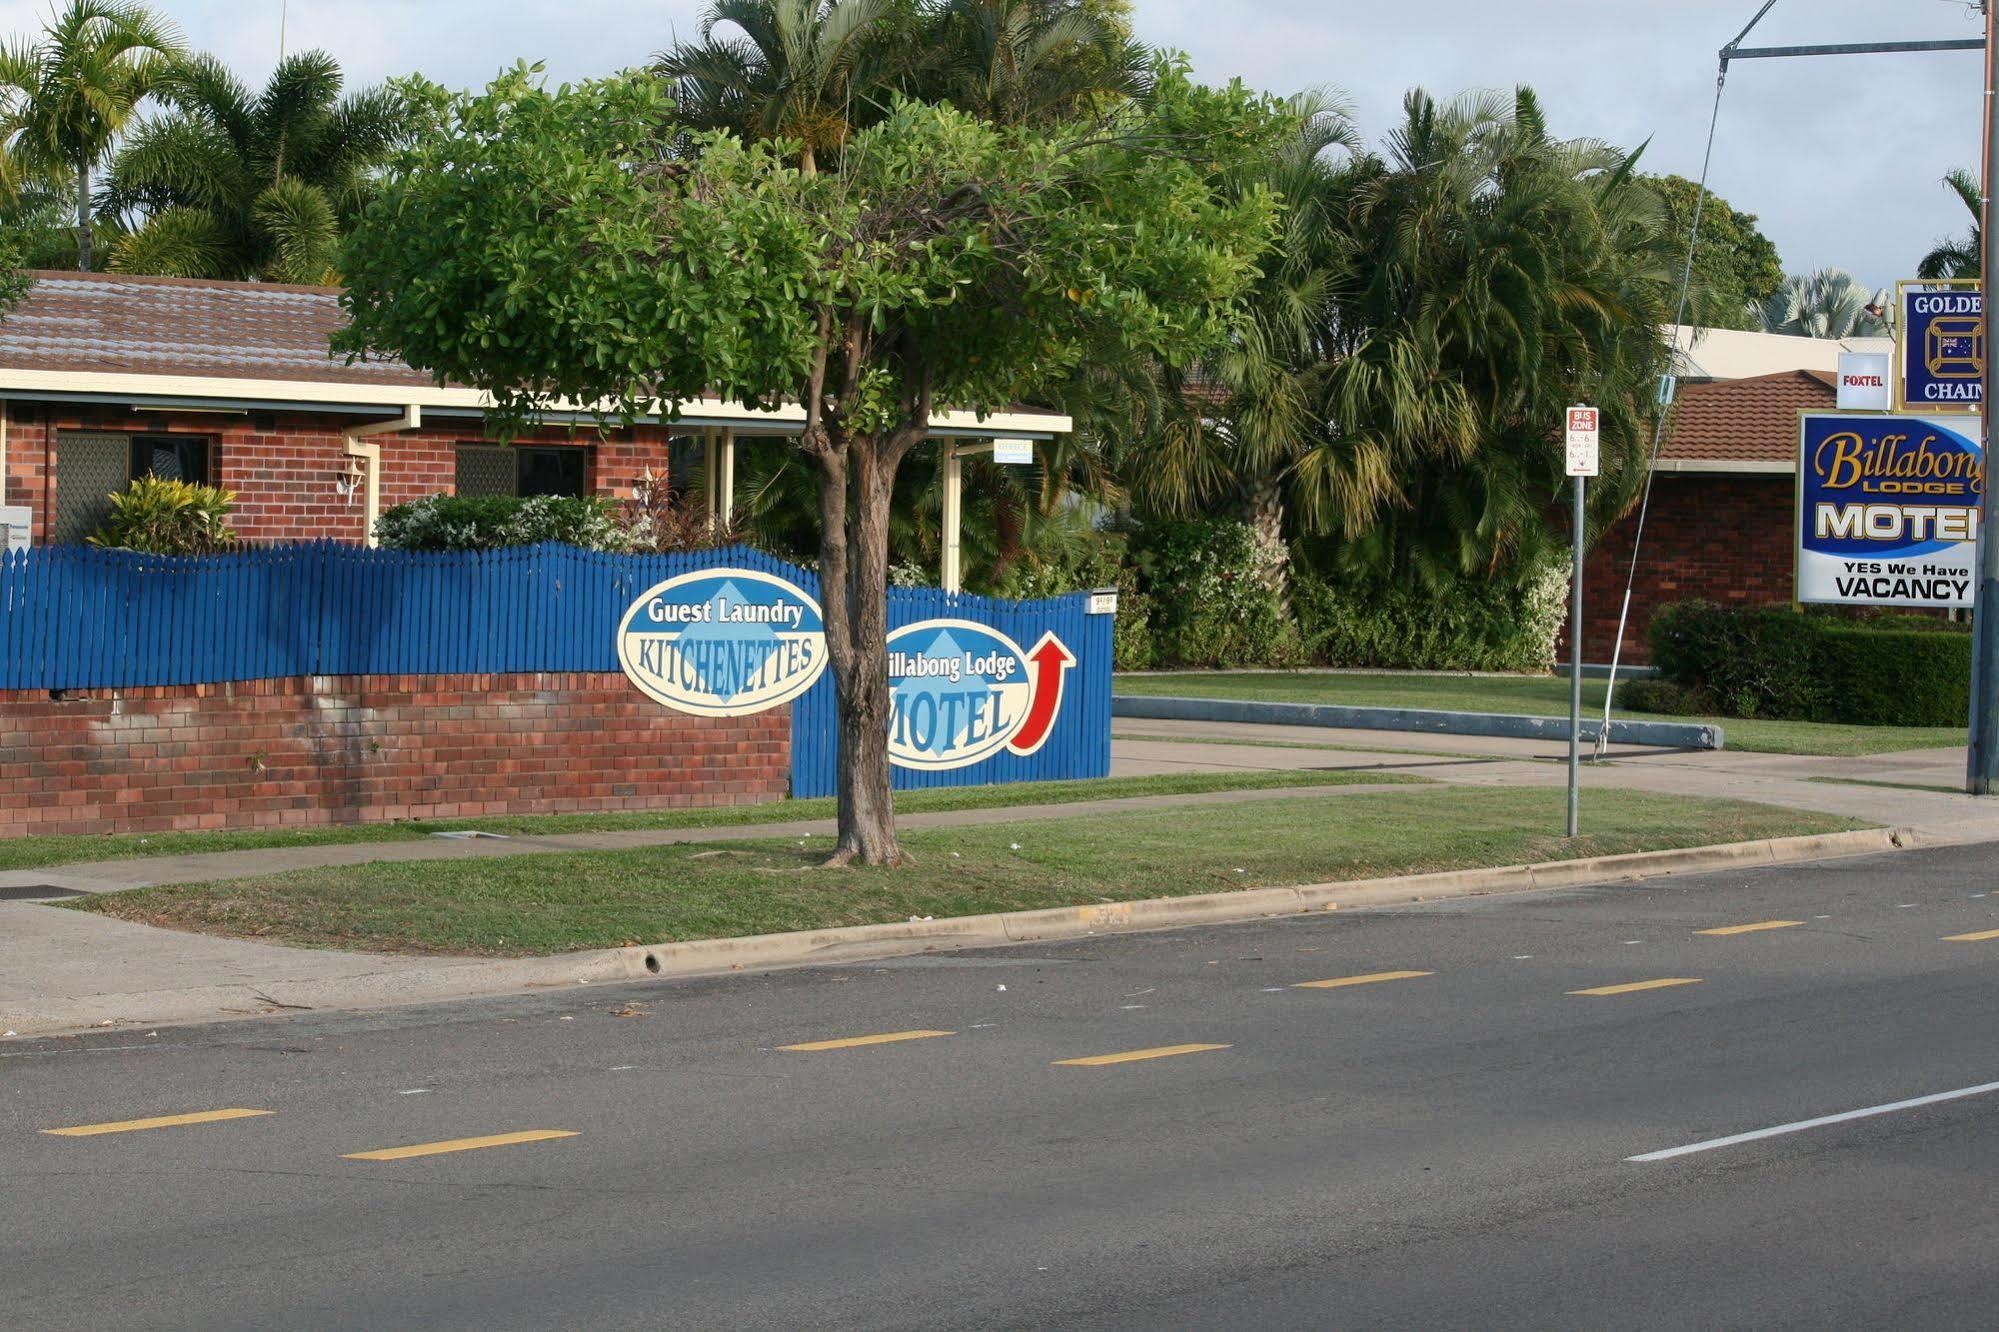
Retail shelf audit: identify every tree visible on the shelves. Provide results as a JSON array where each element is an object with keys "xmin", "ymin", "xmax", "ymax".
[
  {"xmin": 100, "ymin": 50, "xmax": 409, "ymax": 282},
  {"xmin": 337, "ymin": 61, "xmax": 1282, "ymax": 865},
  {"xmin": 0, "ymin": 0, "xmax": 183, "ymax": 270},
  {"xmin": 654, "ymin": 0, "xmax": 899, "ymax": 174},
  {"xmin": 1754, "ymin": 268, "xmax": 1890, "ymax": 338},
  {"xmin": 1644, "ymin": 173, "xmax": 1782, "ymax": 330},
  {"xmin": 1297, "ymin": 88, "xmax": 1679, "ymax": 585},
  {"xmin": 1917, "ymin": 166, "xmax": 1980, "ymax": 280},
  {"xmin": 920, "ymin": 0, "xmax": 1151, "ymax": 128},
  {"xmin": 1127, "ymin": 89, "xmax": 1358, "ymax": 600}
]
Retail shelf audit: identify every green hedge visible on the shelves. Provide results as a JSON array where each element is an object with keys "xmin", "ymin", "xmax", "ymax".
[
  {"xmin": 1648, "ymin": 601, "xmax": 1969, "ymax": 726},
  {"xmin": 1291, "ymin": 563, "xmax": 1567, "ymax": 675}
]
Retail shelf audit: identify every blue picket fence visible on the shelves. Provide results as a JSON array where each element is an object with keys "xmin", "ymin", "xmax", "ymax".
[{"xmin": 0, "ymin": 542, "xmax": 1112, "ymax": 793}]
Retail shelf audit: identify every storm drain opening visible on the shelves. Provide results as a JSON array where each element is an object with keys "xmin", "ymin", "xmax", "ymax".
[
  {"xmin": 428, "ymin": 830, "xmax": 511, "ymax": 841},
  {"xmin": 0, "ymin": 885, "xmax": 89, "ymax": 902},
  {"xmin": 645, "ymin": 954, "xmax": 663, "ymax": 974}
]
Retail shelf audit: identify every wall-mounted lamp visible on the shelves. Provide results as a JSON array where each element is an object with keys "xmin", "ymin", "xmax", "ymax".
[{"xmin": 334, "ymin": 460, "xmax": 365, "ymax": 504}]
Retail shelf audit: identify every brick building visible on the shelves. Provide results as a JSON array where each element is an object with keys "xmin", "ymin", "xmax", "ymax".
[
  {"xmin": 1578, "ymin": 368, "xmax": 1832, "ymax": 664},
  {"xmin": 0, "ymin": 270, "xmax": 1063, "ymax": 549}
]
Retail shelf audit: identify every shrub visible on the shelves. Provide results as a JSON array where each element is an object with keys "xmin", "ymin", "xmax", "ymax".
[
  {"xmin": 619, "ymin": 467, "xmax": 738, "ymax": 553},
  {"xmin": 374, "ymin": 494, "xmax": 627, "ymax": 551},
  {"xmin": 1002, "ymin": 531, "xmax": 1154, "ymax": 671},
  {"xmin": 1618, "ymin": 678, "xmax": 1715, "ymax": 717},
  {"xmin": 1126, "ymin": 519, "xmax": 1299, "ymax": 668},
  {"xmin": 89, "ymin": 477, "xmax": 237, "ymax": 555},
  {"xmin": 1291, "ymin": 558, "xmax": 1567, "ymax": 674},
  {"xmin": 1648, "ymin": 600, "xmax": 1969, "ymax": 726},
  {"xmin": 1815, "ymin": 625, "xmax": 1970, "ymax": 726}
]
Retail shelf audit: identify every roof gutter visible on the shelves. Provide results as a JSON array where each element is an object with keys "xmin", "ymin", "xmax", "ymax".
[{"xmin": 343, "ymin": 405, "xmax": 421, "ymax": 546}]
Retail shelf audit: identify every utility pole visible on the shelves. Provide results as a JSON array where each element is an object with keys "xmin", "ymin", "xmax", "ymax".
[{"xmin": 1970, "ymin": 0, "xmax": 1999, "ymax": 792}]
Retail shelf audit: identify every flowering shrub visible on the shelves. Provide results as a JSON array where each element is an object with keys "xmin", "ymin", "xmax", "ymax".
[{"xmin": 374, "ymin": 494, "xmax": 627, "ymax": 551}]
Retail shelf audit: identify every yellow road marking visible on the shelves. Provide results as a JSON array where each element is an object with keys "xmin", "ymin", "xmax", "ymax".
[
  {"xmin": 1697, "ymin": 920, "xmax": 1804, "ymax": 936},
  {"xmin": 779, "ymin": 1029, "xmax": 956, "ymax": 1052},
  {"xmin": 42, "ymin": 1108, "xmax": 273, "ymax": 1138},
  {"xmin": 1294, "ymin": 970, "xmax": 1434, "ymax": 989},
  {"xmin": 1943, "ymin": 928, "xmax": 1999, "ymax": 942},
  {"xmin": 1569, "ymin": 978, "xmax": 1704, "ymax": 997},
  {"xmin": 343, "ymin": 1130, "xmax": 578, "ymax": 1161},
  {"xmin": 1054, "ymin": 1043, "xmax": 1231, "ymax": 1067}
]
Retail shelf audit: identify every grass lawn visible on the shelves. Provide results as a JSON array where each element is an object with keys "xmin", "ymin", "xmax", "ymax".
[
  {"xmin": 74, "ymin": 787, "xmax": 1867, "ymax": 957},
  {"xmin": 1117, "ymin": 671, "xmax": 1964, "ymax": 758},
  {"xmin": 0, "ymin": 769, "xmax": 1413, "ymax": 873}
]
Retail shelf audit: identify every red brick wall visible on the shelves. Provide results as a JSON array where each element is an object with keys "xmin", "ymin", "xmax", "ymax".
[
  {"xmin": 0, "ymin": 673, "xmax": 790, "ymax": 838},
  {"xmin": 2, "ymin": 403, "xmax": 688, "ymax": 546},
  {"xmin": 1573, "ymin": 474, "xmax": 1797, "ymax": 664}
]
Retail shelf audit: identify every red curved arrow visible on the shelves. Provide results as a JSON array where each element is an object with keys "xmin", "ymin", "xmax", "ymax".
[{"xmin": 1008, "ymin": 632, "xmax": 1076, "ymax": 756}]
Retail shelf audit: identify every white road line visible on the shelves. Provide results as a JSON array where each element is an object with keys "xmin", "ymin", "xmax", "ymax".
[{"xmin": 1628, "ymin": 1080, "xmax": 1999, "ymax": 1163}]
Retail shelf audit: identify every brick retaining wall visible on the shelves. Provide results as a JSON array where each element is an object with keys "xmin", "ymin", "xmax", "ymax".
[{"xmin": 0, "ymin": 673, "xmax": 789, "ymax": 838}]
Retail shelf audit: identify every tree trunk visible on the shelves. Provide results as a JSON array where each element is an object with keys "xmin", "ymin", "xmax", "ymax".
[
  {"xmin": 815, "ymin": 434, "xmax": 906, "ymax": 866},
  {"xmin": 75, "ymin": 156, "xmax": 92, "ymax": 272},
  {"xmin": 1241, "ymin": 475, "xmax": 1290, "ymax": 611}
]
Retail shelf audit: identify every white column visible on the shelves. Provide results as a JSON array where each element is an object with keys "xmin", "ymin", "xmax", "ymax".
[
  {"xmin": 703, "ymin": 430, "xmax": 719, "ymax": 531},
  {"xmin": 941, "ymin": 443, "xmax": 964, "ymax": 593},
  {"xmin": 720, "ymin": 428, "xmax": 736, "ymax": 528}
]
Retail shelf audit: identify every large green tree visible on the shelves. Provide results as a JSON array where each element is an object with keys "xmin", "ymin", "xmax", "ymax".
[
  {"xmin": 0, "ymin": 0, "xmax": 183, "ymax": 270},
  {"xmin": 1644, "ymin": 173, "xmax": 1782, "ymax": 330},
  {"xmin": 337, "ymin": 60, "xmax": 1281, "ymax": 864},
  {"xmin": 1298, "ymin": 88, "xmax": 1679, "ymax": 585},
  {"xmin": 100, "ymin": 50, "xmax": 408, "ymax": 282}
]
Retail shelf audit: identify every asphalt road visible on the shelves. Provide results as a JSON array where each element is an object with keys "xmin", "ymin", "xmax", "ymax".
[{"xmin": 6, "ymin": 843, "xmax": 1999, "ymax": 1329}]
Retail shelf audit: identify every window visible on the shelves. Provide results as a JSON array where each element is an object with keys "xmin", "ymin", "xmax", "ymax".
[
  {"xmin": 55, "ymin": 431, "xmax": 216, "ymax": 543},
  {"xmin": 130, "ymin": 434, "xmax": 212, "ymax": 486},
  {"xmin": 454, "ymin": 444, "xmax": 588, "ymax": 499}
]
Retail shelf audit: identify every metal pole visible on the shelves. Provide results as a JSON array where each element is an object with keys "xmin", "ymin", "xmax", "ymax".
[
  {"xmin": 1970, "ymin": 0, "xmax": 1999, "ymax": 795},
  {"xmin": 1569, "ymin": 474, "xmax": 1585, "ymax": 837}
]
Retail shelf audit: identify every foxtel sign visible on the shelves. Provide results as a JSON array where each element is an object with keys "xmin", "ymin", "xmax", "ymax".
[{"xmin": 1797, "ymin": 413, "xmax": 1982, "ymax": 609}]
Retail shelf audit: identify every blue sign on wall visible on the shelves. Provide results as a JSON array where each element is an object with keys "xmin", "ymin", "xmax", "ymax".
[
  {"xmin": 1896, "ymin": 280, "xmax": 1982, "ymax": 413},
  {"xmin": 1797, "ymin": 412, "xmax": 1981, "ymax": 609}
]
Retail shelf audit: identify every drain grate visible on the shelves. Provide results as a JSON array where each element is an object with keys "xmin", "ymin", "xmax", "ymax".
[{"xmin": 0, "ymin": 885, "xmax": 89, "ymax": 902}]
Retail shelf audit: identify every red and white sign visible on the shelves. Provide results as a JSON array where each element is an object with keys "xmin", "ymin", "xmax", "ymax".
[
  {"xmin": 1836, "ymin": 351, "xmax": 1892, "ymax": 412},
  {"xmin": 1565, "ymin": 405, "xmax": 1600, "ymax": 478}
]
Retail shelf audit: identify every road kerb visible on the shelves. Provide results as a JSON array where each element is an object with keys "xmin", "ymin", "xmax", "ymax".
[{"xmin": 3, "ymin": 826, "xmax": 1916, "ymax": 1039}]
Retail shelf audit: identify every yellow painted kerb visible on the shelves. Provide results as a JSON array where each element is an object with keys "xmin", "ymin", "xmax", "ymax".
[
  {"xmin": 343, "ymin": 1130, "xmax": 578, "ymax": 1161},
  {"xmin": 1053, "ymin": 1043, "xmax": 1231, "ymax": 1067},
  {"xmin": 1569, "ymin": 978, "xmax": 1704, "ymax": 997},
  {"xmin": 779, "ymin": 1030, "xmax": 956, "ymax": 1052},
  {"xmin": 43, "ymin": 1108, "xmax": 273, "ymax": 1137}
]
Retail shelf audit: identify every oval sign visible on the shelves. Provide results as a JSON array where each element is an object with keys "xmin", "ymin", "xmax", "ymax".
[
  {"xmin": 616, "ymin": 568, "xmax": 828, "ymax": 716},
  {"xmin": 887, "ymin": 619, "xmax": 1073, "ymax": 771}
]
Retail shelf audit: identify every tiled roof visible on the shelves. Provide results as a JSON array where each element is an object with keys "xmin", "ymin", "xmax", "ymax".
[
  {"xmin": 0, "ymin": 270, "xmax": 434, "ymax": 387},
  {"xmin": 1660, "ymin": 368, "xmax": 1835, "ymax": 463}
]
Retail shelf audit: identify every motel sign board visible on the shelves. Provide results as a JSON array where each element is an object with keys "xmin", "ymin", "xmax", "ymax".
[
  {"xmin": 1796, "ymin": 413, "xmax": 1981, "ymax": 609},
  {"xmin": 1895, "ymin": 280, "xmax": 1982, "ymax": 413}
]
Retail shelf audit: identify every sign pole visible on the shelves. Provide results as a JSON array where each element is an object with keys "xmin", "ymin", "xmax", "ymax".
[
  {"xmin": 1971, "ymin": 0, "xmax": 1999, "ymax": 795},
  {"xmin": 1568, "ymin": 472, "xmax": 1585, "ymax": 838},
  {"xmin": 1563, "ymin": 404, "xmax": 1599, "ymax": 837}
]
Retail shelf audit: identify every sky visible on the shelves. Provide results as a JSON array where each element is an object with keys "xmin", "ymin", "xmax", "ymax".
[{"xmin": 1, "ymin": 0, "xmax": 1987, "ymax": 289}]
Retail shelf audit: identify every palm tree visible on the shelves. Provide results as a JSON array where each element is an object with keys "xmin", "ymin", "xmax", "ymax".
[
  {"xmin": 920, "ymin": 0, "xmax": 1150, "ymax": 128},
  {"xmin": 100, "ymin": 50, "xmax": 408, "ymax": 282},
  {"xmin": 1754, "ymin": 268, "xmax": 1891, "ymax": 339},
  {"xmin": 1917, "ymin": 166, "xmax": 1980, "ymax": 280},
  {"xmin": 1296, "ymin": 87, "xmax": 1678, "ymax": 584},
  {"xmin": 0, "ymin": 0, "xmax": 183, "ymax": 270},
  {"xmin": 655, "ymin": 0, "xmax": 897, "ymax": 175},
  {"xmin": 1123, "ymin": 90, "xmax": 1358, "ymax": 598}
]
